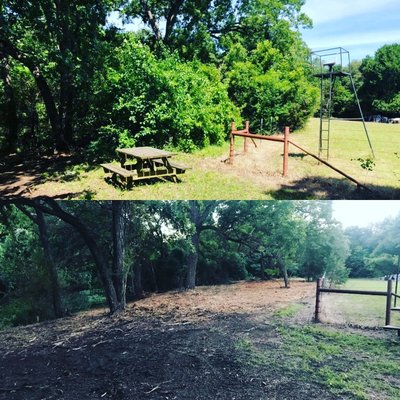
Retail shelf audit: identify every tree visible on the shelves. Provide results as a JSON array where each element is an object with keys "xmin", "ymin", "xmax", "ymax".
[
  {"xmin": 359, "ymin": 44, "xmax": 400, "ymax": 116},
  {"xmin": 298, "ymin": 201, "xmax": 349, "ymax": 283},
  {"xmin": 184, "ymin": 201, "xmax": 218, "ymax": 289},
  {"xmin": 0, "ymin": 55, "xmax": 18, "ymax": 153},
  {"xmin": 0, "ymin": 0, "xmax": 117, "ymax": 151},
  {"xmin": 15, "ymin": 205, "xmax": 64, "ymax": 318},
  {"xmin": 15, "ymin": 200, "xmax": 127, "ymax": 313}
]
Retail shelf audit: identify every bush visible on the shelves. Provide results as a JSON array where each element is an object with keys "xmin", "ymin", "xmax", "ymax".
[
  {"xmin": 226, "ymin": 41, "xmax": 318, "ymax": 132},
  {"xmin": 85, "ymin": 36, "xmax": 240, "ymax": 159},
  {"xmin": 0, "ymin": 298, "xmax": 49, "ymax": 329}
]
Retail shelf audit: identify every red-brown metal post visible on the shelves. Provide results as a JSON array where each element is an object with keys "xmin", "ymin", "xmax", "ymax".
[
  {"xmin": 314, "ymin": 278, "xmax": 322, "ymax": 322},
  {"xmin": 229, "ymin": 122, "xmax": 236, "ymax": 164},
  {"xmin": 386, "ymin": 279, "xmax": 393, "ymax": 326},
  {"xmin": 244, "ymin": 121, "xmax": 250, "ymax": 153},
  {"xmin": 283, "ymin": 126, "xmax": 289, "ymax": 177}
]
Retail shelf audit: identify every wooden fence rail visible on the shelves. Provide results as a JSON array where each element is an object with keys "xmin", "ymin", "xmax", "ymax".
[
  {"xmin": 229, "ymin": 121, "xmax": 369, "ymax": 188},
  {"xmin": 314, "ymin": 279, "xmax": 400, "ymax": 335}
]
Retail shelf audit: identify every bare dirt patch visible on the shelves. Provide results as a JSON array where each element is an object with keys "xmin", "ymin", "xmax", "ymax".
[
  {"xmin": 0, "ymin": 280, "xmax": 342, "ymax": 400},
  {"xmin": 132, "ymin": 280, "xmax": 314, "ymax": 322},
  {"xmin": 0, "ymin": 152, "xmax": 83, "ymax": 199}
]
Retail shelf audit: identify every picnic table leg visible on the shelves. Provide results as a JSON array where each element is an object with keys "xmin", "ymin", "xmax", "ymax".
[
  {"xmin": 127, "ymin": 177, "xmax": 133, "ymax": 189},
  {"xmin": 163, "ymin": 157, "xmax": 173, "ymax": 173}
]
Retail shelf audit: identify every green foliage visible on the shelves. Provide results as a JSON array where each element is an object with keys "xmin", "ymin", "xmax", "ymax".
[
  {"xmin": 355, "ymin": 157, "xmax": 375, "ymax": 171},
  {"xmin": 0, "ymin": 298, "xmax": 41, "ymax": 329},
  {"xmin": 360, "ymin": 44, "xmax": 400, "ymax": 115},
  {"xmin": 298, "ymin": 201, "xmax": 349, "ymax": 283},
  {"xmin": 345, "ymin": 215, "xmax": 400, "ymax": 278},
  {"xmin": 86, "ymin": 37, "xmax": 239, "ymax": 157},
  {"xmin": 225, "ymin": 41, "xmax": 318, "ymax": 131}
]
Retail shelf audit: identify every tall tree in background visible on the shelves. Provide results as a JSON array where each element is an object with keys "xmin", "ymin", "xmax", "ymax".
[
  {"xmin": 21, "ymin": 200, "xmax": 128, "ymax": 313},
  {"xmin": 0, "ymin": 0, "xmax": 116, "ymax": 150},
  {"xmin": 0, "ymin": 55, "xmax": 18, "ymax": 153},
  {"xmin": 185, "ymin": 201, "xmax": 217, "ymax": 289},
  {"xmin": 298, "ymin": 201, "xmax": 349, "ymax": 283},
  {"xmin": 360, "ymin": 44, "xmax": 400, "ymax": 115}
]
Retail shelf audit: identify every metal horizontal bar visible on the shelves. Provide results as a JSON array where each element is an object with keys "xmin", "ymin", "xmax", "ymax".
[
  {"xmin": 288, "ymin": 141, "xmax": 369, "ymax": 190},
  {"xmin": 232, "ymin": 132, "xmax": 284, "ymax": 142},
  {"xmin": 319, "ymin": 288, "xmax": 387, "ymax": 296}
]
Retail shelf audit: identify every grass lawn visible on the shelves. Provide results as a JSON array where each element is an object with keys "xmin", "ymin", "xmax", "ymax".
[
  {"xmin": 238, "ymin": 299, "xmax": 400, "ymax": 400},
  {"xmin": 321, "ymin": 278, "xmax": 400, "ymax": 328},
  {"xmin": 4, "ymin": 118, "xmax": 400, "ymax": 199},
  {"xmin": 275, "ymin": 322, "xmax": 400, "ymax": 400}
]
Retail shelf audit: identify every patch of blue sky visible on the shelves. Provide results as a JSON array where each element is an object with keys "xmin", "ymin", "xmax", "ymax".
[{"xmin": 301, "ymin": 0, "xmax": 400, "ymax": 60}]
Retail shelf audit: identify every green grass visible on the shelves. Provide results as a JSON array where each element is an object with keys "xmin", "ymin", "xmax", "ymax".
[
  {"xmin": 234, "ymin": 338, "xmax": 268, "ymax": 366},
  {"xmin": 273, "ymin": 303, "xmax": 304, "ymax": 318},
  {"xmin": 233, "ymin": 302, "xmax": 400, "ymax": 400},
  {"xmin": 277, "ymin": 325, "xmax": 400, "ymax": 399},
  {"xmin": 32, "ymin": 118, "xmax": 400, "ymax": 199},
  {"xmin": 322, "ymin": 278, "xmax": 400, "ymax": 327}
]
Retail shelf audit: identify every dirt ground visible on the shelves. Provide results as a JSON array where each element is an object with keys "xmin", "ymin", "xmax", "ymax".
[
  {"xmin": 0, "ymin": 280, "xmax": 345, "ymax": 400},
  {"xmin": 0, "ymin": 152, "xmax": 79, "ymax": 199}
]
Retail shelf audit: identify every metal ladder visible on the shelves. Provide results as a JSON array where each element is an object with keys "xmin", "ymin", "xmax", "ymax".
[{"xmin": 318, "ymin": 69, "xmax": 336, "ymax": 159}]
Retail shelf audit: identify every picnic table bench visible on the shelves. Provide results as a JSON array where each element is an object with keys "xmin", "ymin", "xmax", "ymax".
[{"xmin": 101, "ymin": 146, "xmax": 190, "ymax": 187}]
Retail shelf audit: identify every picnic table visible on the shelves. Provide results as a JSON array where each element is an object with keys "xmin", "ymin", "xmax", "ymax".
[{"xmin": 101, "ymin": 146, "xmax": 189, "ymax": 187}]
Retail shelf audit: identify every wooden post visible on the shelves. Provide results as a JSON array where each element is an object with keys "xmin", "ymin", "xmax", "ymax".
[
  {"xmin": 314, "ymin": 278, "xmax": 322, "ymax": 322},
  {"xmin": 385, "ymin": 279, "xmax": 393, "ymax": 326},
  {"xmin": 283, "ymin": 126, "xmax": 289, "ymax": 177},
  {"xmin": 229, "ymin": 122, "xmax": 236, "ymax": 164},
  {"xmin": 395, "ymin": 255, "xmax": 399, "ymax": 307},
  {"xmin": 244, "ymin": 121, "xmax": 249, "ymax": 153}
]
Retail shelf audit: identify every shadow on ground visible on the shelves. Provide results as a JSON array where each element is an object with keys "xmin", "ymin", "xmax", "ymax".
[
  {"xmin": 269, "ymin": 176, "xmax": 400, "ymax": 200},
  {"xmin": 0, "ymin": 309, "xmax": 337, "ymax": 400},
  {"xmin": 0, "ymin": 153, "xmax": 86, "ymax": 199}
]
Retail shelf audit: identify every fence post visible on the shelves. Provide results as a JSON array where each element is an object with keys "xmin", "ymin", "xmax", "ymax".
[
  {"xmin": 314, "ymin": 278, "xmax": 322, "ymax": 322},
  {"xmin": 244, "ymin": 121, "xmax": 250, "ymax": 153},
  {"xmin": 283, "ymin": 126, "xmax": 289, "ymax": 177},
  {"xmin": 229, "ymin": 122, "xmax": 236, "ymax": 164},
  {"xmin": 385, "ymin": 279, "xmax": 393, "ymax": 326}
]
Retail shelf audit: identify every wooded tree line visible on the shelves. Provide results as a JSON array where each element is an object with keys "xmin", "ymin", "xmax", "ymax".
[
  {"xmin": 1, "ymin": 2, "xmax": 398, "ymax": 158},
  {"xmin": 0, "ymin": 0, "xmax": 317, "ymax": 156},
  {"xmin": 329, "ymin": 44, "xmax": 400, "ymax": 118},
  {"xmin": 345, "ymin": 216, "xmax": 400, "ymax": 279},
  {"xmin": 0, "ymin": 199, "xmax": 350, "ymax": 328}
]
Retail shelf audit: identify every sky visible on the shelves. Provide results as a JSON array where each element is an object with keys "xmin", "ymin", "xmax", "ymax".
[
  {"xmin": 301, "ymin": 0, "xmax": 400, "ymax": 61},
  {"xmin": 332, "ymin": 201, "xmax": 400, "ymax": 228}
]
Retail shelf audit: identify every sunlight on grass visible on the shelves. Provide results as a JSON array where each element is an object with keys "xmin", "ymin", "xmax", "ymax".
[
  {"xmin": 321, "ymin": 279, "xmax": 400, "ymax": 327},
  {"xmin": 278, "ymin": 325, "xmax": 400, "ymax": 400},
  {"xmin": 31, "ymin": 118, "xmax": 400, "ymax": 199}
]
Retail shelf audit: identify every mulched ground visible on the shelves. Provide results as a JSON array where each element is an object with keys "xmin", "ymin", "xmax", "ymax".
[{"xmin": 0, "ymin": 281, "xmax": 339, "ymax": 400}]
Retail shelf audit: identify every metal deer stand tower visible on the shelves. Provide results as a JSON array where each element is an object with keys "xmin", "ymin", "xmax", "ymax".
[{"xmin": 311, "ymin": 47, "xmax": 374, "ymax": 160}]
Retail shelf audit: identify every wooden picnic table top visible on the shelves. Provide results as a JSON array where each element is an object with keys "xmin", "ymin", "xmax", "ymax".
[{"xmin": 116, "ymin": 147, "xmax": 176, "ymax": 159}]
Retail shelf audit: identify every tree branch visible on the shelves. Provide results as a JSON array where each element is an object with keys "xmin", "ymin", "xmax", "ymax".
[{"xmin": 139, "ymin": 0, "xmax": 162, "ymax": 41}]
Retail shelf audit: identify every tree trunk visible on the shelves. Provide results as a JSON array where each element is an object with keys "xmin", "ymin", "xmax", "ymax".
[
  {"xmin": 35, "ymin": 210, "xmax": 64, "ymax": 318},
  {"xmin": 132, "ymin": 261, "xmax": 144, "ymax": 299},
  {"xmin": 186, "ymin": 229, "xmax": 200, "ymax": 289},
  {"xmin": 259, "ymin": 257, "xmax": 266, "ymax": 280},
  {"xmin": 0, "ymin": 39, "xmax": 67, "ymax": 151},
  {"xmin": 279, "ymin": 261, "xmax": 290, "ymax": 288},
  {"xmin": 31, "ymin": 200, "xmax": 121, "ymax": 313},
  {"xmin": 55, "ymin": 0, "xmax": 74, "ymax": 147},
  {"xmin": 185, "ymin": 201, "xmax": 203, "ymax": 289},
  {"xmin": 0, "ymin": 55, "xmax": 18, "ymax": 153},
  {"xmin": 112, "ymin": 201, "xmax": 126, "ymax": 309},
  {"xmin": 149, "ymin": 262, "xmax": 158, "ymax": 292}
]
